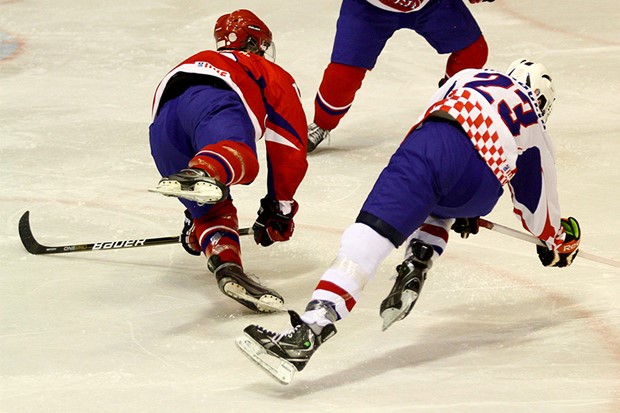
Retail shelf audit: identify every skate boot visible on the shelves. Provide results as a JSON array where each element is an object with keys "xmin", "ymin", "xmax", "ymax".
[
  {"xmin": 380, "ymin": 240, "xmax": 434, "ymax": 331},
  {"xmin": 210, "ymin": 258, "xmax": 284, "ymax": 313},
  {"xmin": 149, "ymin": 168, "xmax": 229, "ymax": 205},
  {"xmin": 307, "ymin": 123, "xmax": 330, "ymax": 153},
  {"xmin": 236, "ymin": 302, "xmax": 337, "ymax": 384}
]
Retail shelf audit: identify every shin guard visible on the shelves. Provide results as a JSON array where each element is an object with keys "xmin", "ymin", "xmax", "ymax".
[
  {"xmin": 313, "ymin": 63, "xmax": 367, "ymax": 131},
  {"xmin": 444, "ymin": 35, "xmax": 489, "ymax": 79},
  {"xmin": 193, "ymin": 199, "xmax": 242, "ymax": 268},
  {"xmin": 189, "ymin": 141, "xmax": 259, "ymax": 186}
]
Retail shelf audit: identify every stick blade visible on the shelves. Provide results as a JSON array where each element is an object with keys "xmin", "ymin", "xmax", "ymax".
[{"xmin": 18, "ymin": 211, "xmax": 47, "ymax": 254}]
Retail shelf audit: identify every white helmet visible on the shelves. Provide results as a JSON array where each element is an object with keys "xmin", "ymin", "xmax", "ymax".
[{"xmin": 506, "ymin": 58, "xmax": 556, "ymax": 122}]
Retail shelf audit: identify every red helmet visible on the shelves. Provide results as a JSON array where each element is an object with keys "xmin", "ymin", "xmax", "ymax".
[{"xmin": 214, "ymin": 9, "xmax": 273, "ymax": 58}]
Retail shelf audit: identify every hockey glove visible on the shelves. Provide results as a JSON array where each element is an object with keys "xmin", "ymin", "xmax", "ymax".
[
  {"xmin": 451, "ymin": 217, "xmax": 480, "ymax": 239},
  {"xmin": 252, "ymin": 197, "xmax": 299, "ymax": 247},
  {"xmin": 181, "ymin": 209, "xmax": 202, "ymax": 256},
  {"xmin": 536, "ymin": 217, "xmax": 581, "ymax": 268}
]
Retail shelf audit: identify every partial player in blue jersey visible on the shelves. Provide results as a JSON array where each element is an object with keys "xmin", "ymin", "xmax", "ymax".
[
  {"xmin": 308, "ymin": 0, "xmax": 495, "ymax": 152},
  {"xmin": 236, "ymin": 58, "xmax": 582, "ymax": 385}
]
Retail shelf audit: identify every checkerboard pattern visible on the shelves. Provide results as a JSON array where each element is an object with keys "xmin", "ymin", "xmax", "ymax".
[{"xmin": 424, "ymin": 89, "xmax": 515, "ymax": 185}]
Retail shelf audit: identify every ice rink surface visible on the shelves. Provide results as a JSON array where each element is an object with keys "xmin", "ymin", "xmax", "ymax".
[{"xmin": 1, "ymin": 1, "xmax": 619, "ymax": 412}]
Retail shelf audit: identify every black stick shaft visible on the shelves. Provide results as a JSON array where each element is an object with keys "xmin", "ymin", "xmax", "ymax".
[{"xmin": 18, "ymin": 211, "xmax": 251, "ymax": 255}]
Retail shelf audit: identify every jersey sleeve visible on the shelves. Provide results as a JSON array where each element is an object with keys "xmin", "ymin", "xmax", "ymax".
[
  {"xmin": 507, "ymin": 126, "xmax": 565, "ymax": 250},
  {"xmin": 261, "ymin": 66, "xmax": 308, "ymax": 201}
]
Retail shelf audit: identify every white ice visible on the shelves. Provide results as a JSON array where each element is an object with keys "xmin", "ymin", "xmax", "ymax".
[{"xmin": 1, "ymin": 1, "xmax": 619, "ymax": 412}]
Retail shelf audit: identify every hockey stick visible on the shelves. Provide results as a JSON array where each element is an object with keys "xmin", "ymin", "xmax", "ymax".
[
  {"xmin": 478, "ymin": 218, "xmax": 620, "ymax": 268},
  {"xmin": 18, "ymin": 211, "xmax": 252, "ymax": 255}
]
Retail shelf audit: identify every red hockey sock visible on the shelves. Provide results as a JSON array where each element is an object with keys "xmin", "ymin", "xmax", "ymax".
[
  {"xmin": 189, "ymin": 141, "xmax": 259, "ymax": 186},
  {"xmin": 444, "ymin": 34, "xmax": 489, "ymax": 79},
  {"xmin": 313, "ymin": 62, "xmax": 367, "ymax": 131},
  {"xmin": 193, "ymin": 199, "xmax": 242, "ymax": 268}
]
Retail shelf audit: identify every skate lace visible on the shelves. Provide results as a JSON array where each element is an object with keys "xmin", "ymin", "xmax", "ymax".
[
  {"xmin": 309, "ymin": 124, "xmax": 330, "ymax": 145},
  {"xmin": 259, "ymin": 325, "xmax": 301, "ymax": 342}
]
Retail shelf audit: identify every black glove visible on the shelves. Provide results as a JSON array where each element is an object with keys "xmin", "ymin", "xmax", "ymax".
[
  {"xmin": 469, "ymin": 0, "xmax": 494, "ymax": 3},
  {"xmin": 451, "ymin": 217, "xmax": 480, "ymax": 239},
  {"xmin": 181, "ymin": 209, "xmax": 201, "ymax": 256},
  {"xmin": 536, "ymin": 217, "xmax": 581, "ymax": 267},
  {"xmin": 252, "ymin": 197, "xmax": 299, "ymax": 247}
]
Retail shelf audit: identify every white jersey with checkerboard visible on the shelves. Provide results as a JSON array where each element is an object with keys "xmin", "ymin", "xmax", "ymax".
[{"xmin": 416, "ymin": 68, "xmax": 565, "ymax": 249}]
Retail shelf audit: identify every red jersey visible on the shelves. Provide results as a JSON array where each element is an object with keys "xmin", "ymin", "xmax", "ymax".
[{"xmin": 152, "ymin": 50, "xmax": 308, "ymax": 201}]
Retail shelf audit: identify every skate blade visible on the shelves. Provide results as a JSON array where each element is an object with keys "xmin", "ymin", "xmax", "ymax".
[
  {"xmin": 148, "ymin": 180, "xmax": 225, "ymax": 204},
  {"xmin": 381, "ymin": 290, "xmax": 418, "ymax": 332},
  {"xmin": 236, "ymin": 333, "xmax": 296, "ymax": 385},
  {"xmin": 222, "ymin": 282, "xmax": 286, "ymax": 313}
]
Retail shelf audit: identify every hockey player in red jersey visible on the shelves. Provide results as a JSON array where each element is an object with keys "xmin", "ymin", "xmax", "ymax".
[
  {"xmin": 307, "ymin": 0, "xmax": 495, "ymax": 152},
  {"xmin": 237, "ymin": 59, "xmax": 581, "ymax": 384},
  {"xmin": 149, "ymin": 10, "xmax": 308, "ymax": 313}
]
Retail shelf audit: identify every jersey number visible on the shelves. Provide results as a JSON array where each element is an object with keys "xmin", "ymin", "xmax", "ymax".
[{"xmin": 463, "ymin": 72, "xmax": 538, "ymax": 135}]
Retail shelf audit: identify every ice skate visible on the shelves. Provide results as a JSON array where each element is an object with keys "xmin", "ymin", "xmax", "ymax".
[
  {"xmin": 380, "ymin": 241, "xmax": 433, "ymax": 331},
  {"xmin": 307, "ymin": 123, "xmax": 330, "ymax": 153},
  {"xmin": 236, "ymin": 306, "xmax": 337, "ymax": 384},
  {"xmin": 149, "ymin": 168, "xmax": 229, "ymax": 205},
  {"xmin": 213, "ymin": 262, "xmax": 285, "ymax": 313}
]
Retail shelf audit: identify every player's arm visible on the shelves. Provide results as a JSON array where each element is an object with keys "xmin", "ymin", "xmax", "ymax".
[
  {"xmin": 253, "ymin": 71, "xmax": 308, "ymax": 247},
  {"xmin": 508, "ymin": 148, "xmax": 580, "ymax": 267}
]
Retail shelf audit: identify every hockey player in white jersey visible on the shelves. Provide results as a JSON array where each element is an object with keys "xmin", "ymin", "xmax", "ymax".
[{"xmin": 236, "ymin": 59, "xmax": 581, "ymax": 384}]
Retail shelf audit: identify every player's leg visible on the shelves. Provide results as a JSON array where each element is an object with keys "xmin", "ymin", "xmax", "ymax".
[
  {"xmin": 311, "ymin": 64, "xmax": 367, "ymax": 136},
  {"xmin": 239, "ymin": 222, "xmax": 392, "ymax": 376},
  {"xmin": 151, "ymin": 85, "xmax": 260, "ymax": 202},
  {"xmin": 238, "ymin": 118, "xmax": 500, "ymax": 375},
  {"xmin": 411, "ymin": 0, "xmax": 488, "ymax": 85},
  {"xmin": 176, "ymin": 85, "xmax": 260, "ymax": 186},
  {"xmin": 189, "ymin": 199, "xmax": 283, "ymax": 312},
  {"xmin": 361, "ymin": 118, "xmax": 502, "ymax": 327},
  {"xmin": 444, "ymin": 35, "xmax": 488, "ymax": 81},
  {"xmin": 151, "ymin": 86, "xmax": 280, "ymax": 312},
  {"xmin": 309, "ymin": 0, "xmax": 397, "ymax": 151}
]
